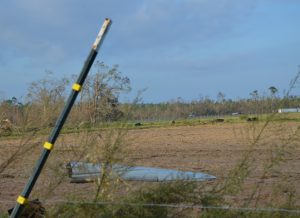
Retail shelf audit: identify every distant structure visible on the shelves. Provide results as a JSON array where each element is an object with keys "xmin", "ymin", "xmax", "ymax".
[{"xmin": 278, "ymin": 108, "xmax": 300, "ymax": 113}]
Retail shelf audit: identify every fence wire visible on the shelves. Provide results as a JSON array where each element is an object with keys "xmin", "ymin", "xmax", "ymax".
[{"xmin": 2, "ymin": 200, "xmax": 300, "ymax": 214}]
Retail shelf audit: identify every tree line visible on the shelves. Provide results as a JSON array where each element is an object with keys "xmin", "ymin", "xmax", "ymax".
[{"xmin": 1, "ymin": 63, "xmax": 300, "ymax": 130}]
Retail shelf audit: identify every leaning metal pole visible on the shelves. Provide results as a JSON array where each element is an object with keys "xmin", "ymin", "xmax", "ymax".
[{"xmin": 10, "ymin": 18, "xmax": 112, "ymax": 218}]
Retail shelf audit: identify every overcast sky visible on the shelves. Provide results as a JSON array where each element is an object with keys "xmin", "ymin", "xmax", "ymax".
[{"xmin": 1, "ymin": 0, "xmax": 300, "ymax": 102}]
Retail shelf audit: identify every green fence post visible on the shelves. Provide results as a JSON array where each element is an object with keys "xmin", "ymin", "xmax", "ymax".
[{"xmin": 10, "ymin": 18, "xmax": 112, "ymax": 218}]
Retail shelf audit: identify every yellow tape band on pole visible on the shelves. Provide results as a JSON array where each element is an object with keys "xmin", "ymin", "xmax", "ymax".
[
  {"xmin": 17, "ymin": 196, "xmax": 28, "ymax": 205},
  {"xmin": 72, "ymin": 83, "xmax": 81, "ymax": 92},
  {"xmin": 43, "ymin": 142, "xmax": 54, "ymax": 150}
]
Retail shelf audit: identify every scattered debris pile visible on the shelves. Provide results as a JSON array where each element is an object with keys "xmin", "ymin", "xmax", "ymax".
[
  {"xmin": 0, "ymin": 118, "xmax": 13, "ymax": 136},
  {"xmin": 8, "ymin": 199, "xmax": 45, "ymax": 218},
  {"xmin": 247, "ymin": 117, "xmax": 258, "ymax": 122}
]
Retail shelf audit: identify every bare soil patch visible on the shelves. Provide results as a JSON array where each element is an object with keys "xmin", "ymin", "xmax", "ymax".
[{"xmin": 1, "ymin": 122, "xmax": 299, "ymax": 212}]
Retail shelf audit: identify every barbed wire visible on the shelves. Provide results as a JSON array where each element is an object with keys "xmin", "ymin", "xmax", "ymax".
[{"xmin": 2, "ymin": 200, "xmax": 300, "ymax": 214}]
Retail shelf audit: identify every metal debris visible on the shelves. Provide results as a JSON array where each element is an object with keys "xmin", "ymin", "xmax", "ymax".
[{"xmin": 67, "ymin": 161, "xmax": 216, "ymax": 183}]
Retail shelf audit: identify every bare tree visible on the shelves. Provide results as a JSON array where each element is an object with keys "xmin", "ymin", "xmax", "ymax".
[
  {"xmin": 26, "ymin": 71, "xmax": 70, "ymax": 126},
  {"xmin": 79, "ymin": 61, "xmax": 131, "ymax": 124}
]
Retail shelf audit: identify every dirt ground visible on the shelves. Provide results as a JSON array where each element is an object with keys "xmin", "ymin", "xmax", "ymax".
[{"xmin": 1, "ymin": 122, "xmax": 300, "ymax": 213}]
